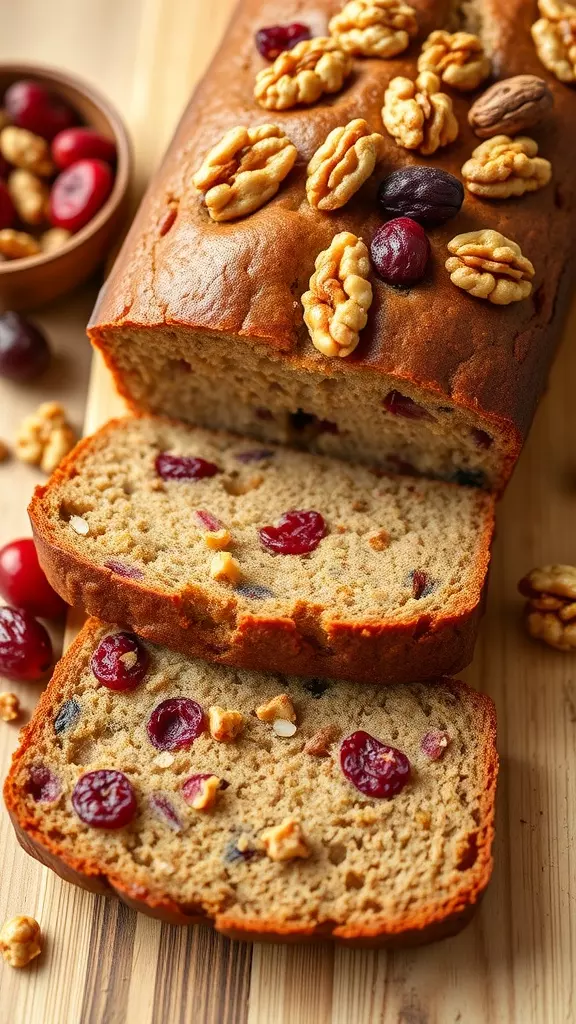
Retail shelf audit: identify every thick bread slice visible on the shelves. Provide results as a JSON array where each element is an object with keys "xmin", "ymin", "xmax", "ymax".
[
  {"xmin": 29, "ymin": 415, "xmax": 495, "ymax": 685},
  {"xmin": 4, "ymin": 620, "xmax": 498, "ymax": 945}
]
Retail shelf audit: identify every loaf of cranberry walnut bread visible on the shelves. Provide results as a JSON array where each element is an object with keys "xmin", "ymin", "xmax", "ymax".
[
  {"xmin": 4, "ymin": 619, "xmax": 498, "ymax": 945},
  {"xmin": 87, "ymin": 0, "xmax": 575, "ymax": 494},
  {"xmin": 29, "ymin": 415, "xmax": 495, "ymax": 685}
]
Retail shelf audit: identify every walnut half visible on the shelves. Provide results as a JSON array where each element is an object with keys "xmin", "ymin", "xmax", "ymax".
[
  {"xmin": 302, "ymin": 231, "xmax": 372, "ymax": 358},
  {"xmin": 461, "ymin": 136, "xmax": 552, "ymax": 198},
  {"xmin": 418, "ymin": 30, "xmax": 491, "ymax": 92},
  {"xmin": 306, "ymin": 119, "xmax": 385, "ymax": 211},
  {"xmin": 254, "ymin": 38, "xmax": 352, "ymax": 110},
  {"xmin": 382, "ymin": 72, "xmax": 459, "ymax": 155},
  {"xmin": 328, "ymin": 0, "xmax": 418, "ymax": 58},
  {"xmin": 445, "ymin": 229, "xmax": 535, "ymax": 304},
  {"xmin": 532, "ymin": 0, "xmax": 576, "ymax": 84},
  {"xmin": 519, "ymin": 564, "xmax": 576, "ymax": 650}
]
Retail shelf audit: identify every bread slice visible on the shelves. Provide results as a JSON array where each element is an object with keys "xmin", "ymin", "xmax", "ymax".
[
  {"xmin": 29, "ymin": 415, "xmax": 495, "ymax": 685},
  {"xmin": 5, "ymin": 620, "xmax": 498, "ymax": 945}
]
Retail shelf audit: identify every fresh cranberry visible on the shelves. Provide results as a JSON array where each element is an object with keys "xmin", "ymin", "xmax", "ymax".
[
  {"xmin": 50, "ymin": 158, "xmax": 113, "ymax": 233},
  {"xmin": 147, "ymin": 698, "xmax": 205, "ymax": 750},
  {"xmin": 182, "ymin": 773, "xmax": 229, "ymax": 804},
  {"xmin": 27, "ymin": 764, "xmax": 61, "ymax": 803},
  {"xmin": 370, "ymin": 218, "xmax": 430, "ymax": 286},
  {"xmin": 149, "ymin": 792, "xmax": 182, "ymax": 831},
  {"xmin": 0, "ymin": 312, "xmax": 51, "ymax": 382},
  {"xmin": 0, "ymin": 538, "xmax": 65, "ymax": 618},
  {"xmin": 421, "ymin": 730, "xmax": 451, "ymax": 760},
  {"xmin": 104, "ymin": 559, "xmax": 144, "ymax": 580},
  {"xmin": 4, "ymin": 80, "xmax": 75, "ymax": 140},
  {"xmin": 90, "ymin": 631, "xmax": 149, "ymax": 691},
  {"xmin": 383, "ymin": 391, "xmax": 433, "ymax": 421},
  {"xmin": 471, "ymin": 427, "xmax": 493, "ymax": 449},
  {"xmin": 0, "ymin": 607, "xmax": 52, "ymax": 681},
  {"xmin": 54, "ymin": 698, "xmax": 81, "ymax": 735},
  {"xmin": 194, "ymin": 509, "xmax": 224, "ymax": 531},
  {"xmin": 235, "ymin": 449, "xmax": 275, "ymax": 463},
  {"xmin": 259, "ymin": 510, "xmax": 327, "ymax": 555},
  {"xmin": 52, "ymin": 128, "xmax": 117, "ymax": 170},
  {"xmin": 255, "ymin": 22, "xmax": 311, "ymax": 60},
  {"xmin": 0, "ymin": 181, "xmax": 15, "ymax": 229},
  {"xmin": 72, "ymin": 769, "xmax": 137, "ymax": 828},
  {"xmin": 340, "ymin": 731, "xmax": 411, "ymax": 798},
  {"xmin": 155, "ymin": 452, "xmax": 220, "ymax": 481}
]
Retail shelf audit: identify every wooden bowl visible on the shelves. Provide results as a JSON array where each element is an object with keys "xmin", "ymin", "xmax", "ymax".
[{"xmin": 0, "ymin": 64, "xmax": 131, "ymax": 311}]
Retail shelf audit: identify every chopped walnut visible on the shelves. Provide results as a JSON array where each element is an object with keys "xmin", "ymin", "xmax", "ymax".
[
  {"xmin": 417, "ymin": 30, "xmax": 491, "ymax": 91},
  {"xmin": 306, "ymin": 118, "xmax": 385, "ymax": 211},
  {"xmin": 189, "ymin": 775, "xmax": 225, "ymax": 811},
  {"xmin": 254, "ymin": 37, "xmax": 352, "ymax": 110},
  {"xmin": 192, "ymin": 124, "xmax": 297, "ymax": 221},
  {"xmin": 532, "ymin": 0, "xmax": 576, "ymax": 84},
  {"xmin": 519, "ymin": 565, "xmax": 576, "ymax": 650},
  {"xmin": 328, "ymin": 0, "xmax": 418, "ymax": 58},
  {"xmin": 445, "ymin": 229, "xmax": 535, "ymax": 304},
  {"xmin": 0, "ymin": 692, "xmax": 20, "ymax": 722},
  {"xmin": 302, "ymin": 231, "xmax": 372, "ymax": 358},
  {"xmin": 461, "ymin": 135, "xmax": 552, "ymax": 198},
  {"xmin": 256, "ymin": 693, "xmax": 296, "ymax": 723},
  {"xmin": 368, "ymin": 529, "xmax": 390, "ymax": 551},
  {"xmin": 261, "ymin": 818, "xmax": 310, "ymax": 860},
  {"xmin": 304, "ymin": 724, "xmax": 340, "ymax": 756},
  {"xmin": 0, "ymin": 229, "xmax": 41, "ymax": 260},
  {"xmin": 210, "ymin": 551, "xmax": 242, "ymax": 583},
  {"xmin": 382, "ymin": 72, "xmax": 459, "ymax": 155},
  {"xmin": 8, "ymin": 169, "xmax": 50, "ymax": 226},
  {"xmin": 208, "ymin": 705, "xmax": 245, "ymax": 741},
  {"xmin": 40, "ymin": 227, "xmax": 72, "ymax": 253},
  {"xmin": 15, "ymin": 402, "xmax": 76, "ymax": 474},
  {"xmin": 204, "ymin": 527, "xmax": 232, "ymax": 551},
  {"xmin": 0, "ymin": 126, "xmax": 54, "ymax": 176},
  {"xmin": 0, "ymin": 915, "xmax": 42, "ymax": 968}
]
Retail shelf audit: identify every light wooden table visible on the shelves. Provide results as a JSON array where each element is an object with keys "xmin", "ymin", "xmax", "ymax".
[{"xmin": 0, "ymin": 3, "xmax": 575, "ymax": 1023}]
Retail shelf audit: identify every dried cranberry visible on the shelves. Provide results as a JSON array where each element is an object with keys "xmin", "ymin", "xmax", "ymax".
[
  {"xmin": 147, "ymin": 698, "xmax": 205, "ymax": 751},
  {"xmin": 340, "ymin": 731, "xmax": 411, "ymax": 798},
  {"xmin": 255, "ymin": 22, "xmax": 311, "ymax": 60},
  {"xmin": 0, "ymin": 538, "xmax": 65, "ymax": 618},
  {"xmin": 377, "ymin": 167, "xmax": 464, "ymax": 226},
  {"xmin": 54, "ymin": 698, "xmax": 81, "ymax": 735},
  {"xmin": 471, "ymin": 428, "xmax": 493, "ymax": 449},
  {"xmin": 421, "ymin": 730, "xmax": 450, "ymax": 760},
  {"xmin": 52, "ymin": 128, "xmax": 117, "ymax": 170},
  {"xmin": 72, "ymin": 769, "xmax": 137, "ymax": 828},
  {"xmin": 0, "ymin": 606, "xmax": 52, "ymax": 681},
  {"xmin": 235, "ymin": 449, "xmax": 275, "ymax": 463},
  {"xmin": 0, "ymin": 181, "xmax": 15, "ymax": 230},
  {"xmin": 182, "ymin": 773, "xmax": 229, "ymax": 804},
  {"xmin": 370, "ymin": 218, "xmax": 430, "ymax": 286},
  {"xmin": 27, "ymin": 764, "xmax": 61, "ymax": 803},
  {"xmin": 259, "ymin": 510, "xmax": 327, "ymax": 555},
  {"xmin": 383, "ymin": 391, "xmax": 433, "ymax": 421},
  {"xmin": 104, "ymin": 559, "xmax": 144, "ymax": 580},
  {"xmin": 236, "ymin": 583, "xmax": 275, "ymax": 600},
  {"xmin": 90, "ymin": 631, "xmax": 149, "ymax": 691},
  {"xmin": 194, "ymin": 509, "xmax": 224, "ymax": 532},
  {"xmin": 411, "ymin": 570, "xmax": 434, "ymax": 599},
  {"xmin": 149, "ymin": 792, "xmax": 182, "ymax": 831},
  {"xmin": 49, "ymin": 158, "xmax": 113, "ymax": 233},
  {"xmin": 155, "ymin": 452, "xmax": 220, "ymax": 481},
  {"xmin": 0, "ymin": 312, "xmax": 51, "ymax": 382},
  {"xmin": 4, "ymin": 80, "xmax": 75, "ymax": 140}
]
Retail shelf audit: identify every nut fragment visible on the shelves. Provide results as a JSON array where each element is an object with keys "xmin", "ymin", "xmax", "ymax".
[
  {"xmin": 254, "ymin": 37, "xmax": 352, "ymax": 110},
  {"xmin": 208, "ymin": 705, "xmax": 245, "ymax": 741},
  {"xmin": 519, "ymin": 564, "xmax": 576, "ymax": 650},
  {"xmin": 15, "ymin": 401, "xmax": 76, "ymax": 474},
  {"xmin": 468, "ymin": 75, "xmax": 554, "ymax": 138},
  {"xmin": 210, "ymin": 551, "xmax": 242, "ymax": 583},
  {"xmin": 8, "ymin": 169, "xmax": 49, "ymax": 226},
  {"xmin": 256, "ymin": 693, "xmax": 296, "ymax": 723},
  {"xmin": 445, "ymin": 229, "xmax": 535, "ymax": 304},
  {"xmin": 0, "ymin": 915, "xmax": 42, "ymax": 968},
  {"xmin": 304, "ymin": 724, "xmax": 340, "ymax": 756},
  {"xmin": 0, "ymin": 126, "xmax": 54, "ymax": 176},
  {"xmin": 382, "ymin": 72, "xmax": 459, "ymax": 155},
  {"xmin": 302, "ymin": 231, "xmax": 372, "ymax": 358},
  {"xmin": 532, "ymin": 0, "xmax": 576, "ymax": 84},
  {"xmin": 261, "ymin": 818, "xmax": 310, "ymax": 860},
  {"xmin": 188, "ymin": 775, "xmax": 225, "ymax": 811},
  {"xmin": 0, "ymin": 692, "xmax": 20, "ymax": 722},
  {"xmin": 192, "ymin": 124, "xmax": 297, "ymax": 221},
  {"xmin": 328, "ymin": 0, "xmax": 418, "ymax": 58},
  {"xmin": 306, "ymin": 119, "xmax": 385, "ymax": 211},
  {"xmin": 0, "ymin": 229, "xmax": 41, "ymax": 260},
  {"xmin": 40, "ymin": 227, "xmax": 72, "ymax": 253},
  {"xmin": 417, "ymin": 30, "xmax": 490, "ymax": 91},
  {"xmin": 461, "ymin": 136, "xmax": 552, "ymax": 198},
  {"xmin": 204, "ymin": 528, "xmax": 232, "ymax": 550}
]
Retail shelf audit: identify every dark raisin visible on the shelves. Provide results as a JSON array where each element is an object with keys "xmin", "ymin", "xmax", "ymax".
[
  {"xmin": 302, "ymin": 678, "xmax": 330, "ymax": 698},
  {"xmin": 410, "ymin": 570, "xmax": 436, "ymax": 599},
  {"xmin": 236, "ymin": 583, "xmax": 275, "ymax": 600},
  {"xmin": 377, "ymin": 166, "xmax": 464, "ymax": 226},
  {"xmin": 54, "ymin": 698, "xmax": 81, "ymax": 735}
]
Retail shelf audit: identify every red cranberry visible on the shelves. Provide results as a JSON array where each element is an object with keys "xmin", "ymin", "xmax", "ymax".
[
  {"xmin": 194, "ymin": 509, "xmax": 224, "ymax": 532},
  {"xmin": 147, "ymin": 698, "xmax": 205, "ymax": 751},
  {"xmin": 72, "ymin": 769, "xmax": 137, "ymax": 828},
  {"xmin": 411, "ymin": 570, "xmax": 432, "ymax": 599},
  {"xmin": 0, "ymin": 538, "xmax": 65, "ymax": 618},
  {"xmin": 90, "ymin": 631, "xmax": 149, "ymax": 691},
  {"xmin": 340, "ymin": 731, "xmax": 411, "ymax": 798},
  {"xmin": 370, "ymin": 218, "xmax": 430, "ymax": 286},
  {"xmin": 0, "ymin": 312, "xmax": 51, "ymax": 382},
  {"xmin": 235, "ymin": 449, "xmax": 275, "ymax": 463},
  {"xmin": 255, "ymin": 22, "xmax": 311, "ymax": 60},
  {"xmin": 155, "ymin": 452, "xmax": 220, "ymax": 481},
  {"xmin": 259, "ymin": 510, "xmax": 327, "ymax": 555},
  {"xmin": 52, "ymin": 128, "xmax": 117, "ymax": 170},
  {"xmin": 104, "ymin": 559, "xmax": 144, "ymax": 580},
  {"xmin": 383, "ymin": 391, "xmax": 433, "ymax": 421},
  {"xmin": 421, "ymin": 730, "xmax": 450, "ymax": 760},
  {"xmin": 471, "ymin": 427, "xmax": 493, "ymax": 449},
  {"xmin": 149, "ymin": 792, "xmax": 182, "ymax": 831},
  {"xmin": 27, "ymin": 764, "xmax": 61, "ymax": 803},
  {"xmin": 0, "ymin": 181, "xmax": 15, "ymax": 229},
  {"xmin": 0, "ymin": 607, "xmax": 52, "ymax": 681},
  {"xmin": 4, "ymin": 80, "xmax": 75, "ymax": 140},
  {"xmin": 50, "ymin": 158, "xmax": 113, "ymax": 233},
  {"xmin": 182, "ymin": 773, "xmax": 229, "ymax": 804}
]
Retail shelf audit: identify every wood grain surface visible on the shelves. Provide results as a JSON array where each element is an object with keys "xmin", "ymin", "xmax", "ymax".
[{"xmin": 0, "ymin": 2, "xmax": 575, "ymax": 1023}]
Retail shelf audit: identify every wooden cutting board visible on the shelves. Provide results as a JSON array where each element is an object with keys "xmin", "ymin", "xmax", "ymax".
[{"xmin": 1, "ymin": 2, "xmax": 575, "ymax": 1022}]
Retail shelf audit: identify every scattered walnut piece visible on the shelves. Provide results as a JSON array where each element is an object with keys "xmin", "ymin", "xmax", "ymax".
[
  {"xmin": 0, "ymin": 439, "xmax": 9, "ymax": 462},
  {"xmin": 256, "ymin": 693, "xmax": 296, "ymax": 723},
  {"xmin": 8, "ymin": 169, "xmax": 50, "ymax": 226},
  {"xmin": 306, "ymin": 118, "xmax": 385, "ymax": 211},
  {"xmin": 189, "ymin": 775, "xmax": 225, "ymax": 811},
  {"xmin": 0, "ymin": 229, "xmax": 41, "ymax": 260},
  {"xmin": 519, "ymin": 564, "xmax": 576, "ymax": 650},
  {"xmin": 468, "ymin": 75, "xmax": 554, "ymax": 139},
  {"xmin": 40, "ymin": 227, "xmax": 72, "ymax": 253},
  {"xmin": 446, "ymin": 229, "xmax": 535, "ymax": 304},
  {"xmin": 368, "ymin": 529, "xmax": 390, "ymax": 551},
  {"xmin": 0, "ymin": 915, "xmax": 42, "ymax": 968},
  {"xmin": 0, "ymin": 692, "xmax": 20, "ymax": 722},
  {"xmin": 208, "ymin": 705, "xmax": 245, "ymax": 742},
  {"xmin": 0, "ymin": 126, "xmax": 54, "ymax": 176},
  {"xmin": 204, "ymin": 527, "xmax": 232, "ymax": 551},
  {"xmin": 328, "ymin": 0, "xmax": 418, "ymax": 58},
  {"xmin": 192, "ymin": 124, "xmax": 297, "ymax": 221},
  {"xmin": 15, "ymin": 402, "xmax": 76, "ymax": 474},
  {"xmin": 304, "ymin": 724, "xmax": 340, "ymax": 756},
  {"xmin": 209, "ymin": 550, "xmax": 242, "ymax": 583},
  {"xmin": 254, "ymin": 37, "xmax": 352, "ymax": 110},
  {"xmin": 382, "ymin": 72, "xmax": 459, "ymax": 155},
  {"xmin": 418, "ymin": 30, "xmax": 490, "ymax": 91},
  {"xmin": 302, "ymin": 231, "xmax": 372, "ymax": 358},
  {"xmin": 462, "ymin": 135, "xmax": 552, "ymax": 198},
  {"xmin": 261, "ymin": 818, "xmax": 310, "ymax": 861},
  {"xmin": 532, "ymin": 0, "xmax": 576, "ymax": 84}
]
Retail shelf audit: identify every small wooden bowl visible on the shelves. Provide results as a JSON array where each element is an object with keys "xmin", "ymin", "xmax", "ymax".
[{"xmin": 0, "ymin": 64, "xmax": 131, "ymax": 311}]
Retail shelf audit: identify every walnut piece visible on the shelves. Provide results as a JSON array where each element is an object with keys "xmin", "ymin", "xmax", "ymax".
[
  {"xmin": 192, "ymin": 124, "xmax": 297, "ymax": 221},
  {"xmin": 254, "ymin": 37, "xmax": 352, "ymax": 110},
  {"xmin": 0, "ymin": 915, "xmax": 42, "ymax": 968},
  {"xmin": 445, "ymin": 229, "xmax": 535, "ymax": 304},
  {"xmin": 302, "ymin": 231, "xmax": 372, "ymax": 358},
  {"xmin": 256, "ymin": 693, "xmax": 296, "ymax": 723},
  {"xmin": 15, "ymin": 402, "xmax": 76, "ymax": 474},
  {"xmin": 40, "ymin": 227, "xmax": 72, "ymax": 253},
  {"xmin": 468, "ymin": 75, "xmax": 554, "ymax": 138},
  {"xmin": 208, "ymin": 705, "xmax": 245, "ymax": 741},
  {"xmin": 418, "ymin": 30, "xmax": 490, "ymax": 91},
  {"xmin": 519, "ymin": 565, "xmax": 576, "ymax": 650},
  {"xmin": 532, "ymin": 0, "xmax": 576, "ymax": 84},
  {"xmin": 204, "ymin": 527, "xmax": 232, "ymax": 551},
  {"xmin": 382, "ymin": 72, "xmax": 459, "ymax": 155},
  {"xmin": 461, "ymin": 135, "xmax": 552, "ymax": 198},
  {"xmin": 189, "ymin": 775, "xmax": 225, "ymax": 811},
  {"xmin": 8, "ymin": 169, "xmax": 49, "ymax": 226},
  {"xmin": 261, "ymin": 818, "xmax": 310, "ymax": 860},
  {"xmin": 304, "ymin": 724, "xmax": 340, "ymax": 756},
  {"xmin": 0, "ymin": 126, "xmax": 54, "ymax": 176},
  {"xmin": 0, "ymin": 692, "xmax": 20, "ymax": 722},
  {"xmin": 306, "ymin": 118, "xmax": 385, "ymax": 211},
  {"xmin": 328, "ymin": 0, "xmax": 418, "ymax": 58},
  {"xmin": 0, "ymin": 229, "xmax": 41, "ymax": 260},
  {"xmin": 209, "ymin": 551, "xmax": 241, "ymax": 583}
]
